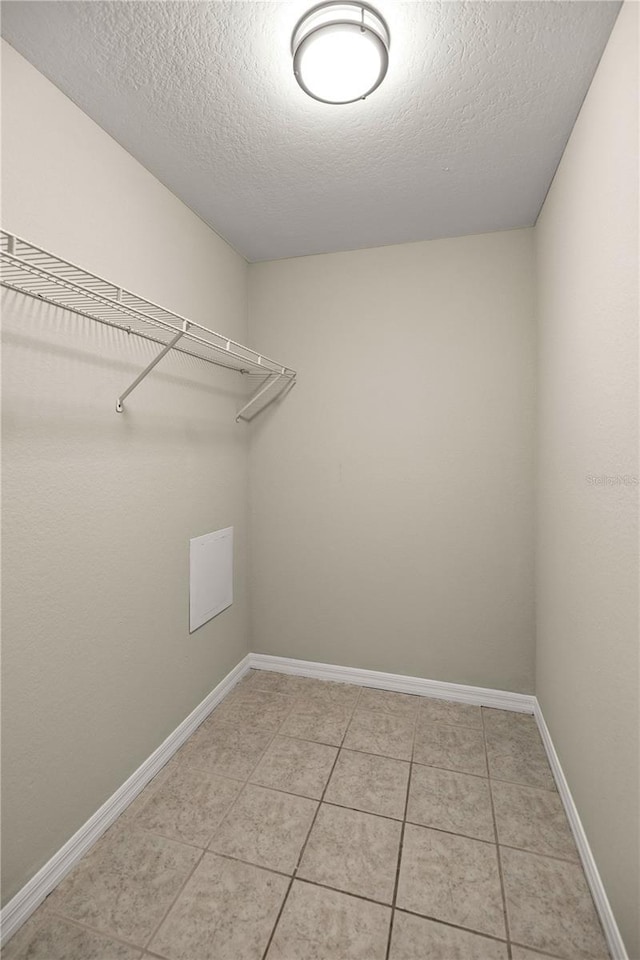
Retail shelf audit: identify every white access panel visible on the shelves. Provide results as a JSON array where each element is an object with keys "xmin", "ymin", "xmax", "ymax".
[{"xmin": 189, "ymin": 527, "xmax": 233, "ymax": 633}]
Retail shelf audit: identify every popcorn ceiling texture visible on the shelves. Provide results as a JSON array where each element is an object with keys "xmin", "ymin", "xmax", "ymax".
[{"xmin": 0, "ymin": 0, "xmax": 620, "ymax": 261}]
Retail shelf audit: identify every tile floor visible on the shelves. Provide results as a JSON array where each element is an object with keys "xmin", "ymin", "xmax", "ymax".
[{"xmin": 3, "ymin": 671, "xmax": 610, "ymax": 960}]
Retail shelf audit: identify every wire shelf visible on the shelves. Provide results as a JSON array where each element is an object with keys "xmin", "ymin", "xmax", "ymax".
[{"xmin": 0, "ymin": 231, "xmax": 296, "ymax": 419}]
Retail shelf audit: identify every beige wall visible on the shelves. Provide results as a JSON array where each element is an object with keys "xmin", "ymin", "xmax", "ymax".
[
  {"xmin": 248, "ymin": 229, "xmax": 536, "ymax": 692},
  {"xmin": 3, "ymin": 5, "xmax": 637, "ymax": 948},
  {"xmin": 535, "ymin": 4, "xmax": 639, "ymax": 955},
  {"xmin": 1, "ymin": 42, "xmax": 249, "ymax": 905}
]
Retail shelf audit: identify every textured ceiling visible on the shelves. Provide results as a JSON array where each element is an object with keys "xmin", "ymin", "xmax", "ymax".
[{"xmin": 1, "ymin": 1, "xmax": 620, "ymax": 261}]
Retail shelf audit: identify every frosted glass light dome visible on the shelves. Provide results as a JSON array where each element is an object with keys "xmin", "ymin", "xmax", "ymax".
[{"xmin": 292, "ymin": 2, "xmax": 390, "ymax": 105}]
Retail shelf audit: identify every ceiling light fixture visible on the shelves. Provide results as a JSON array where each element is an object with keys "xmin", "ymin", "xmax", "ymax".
[{"xmin": 292, "ymin": 2, "xmax": 390, "ymax": 105}]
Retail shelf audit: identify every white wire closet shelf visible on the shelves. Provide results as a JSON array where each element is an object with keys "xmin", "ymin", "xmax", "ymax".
[{"xmin": 0, "ymin": 231, "xmax": 296, "ymax": 421}]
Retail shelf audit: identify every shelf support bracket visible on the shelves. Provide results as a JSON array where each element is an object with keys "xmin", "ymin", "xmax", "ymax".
[
  {"xmin": 116, "ymin": 321, "xmax": 189, "ymax": 412},
  {"xmin": 236, "ymin": 373, "xmax": 289, "ymax": 422}
]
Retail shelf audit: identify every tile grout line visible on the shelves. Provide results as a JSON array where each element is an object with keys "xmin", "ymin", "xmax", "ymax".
[
  {"xmin": 292, "ymin": 875, "xmax": 392, "ymax": 910},
  {"xmin": 139, "ymin": 687, "xmax": 295, "ymax": 955},
  {"xmin": 137, "ymin": 896, "xmax": 563, "ymax": 960},
  {"xmin": 384, "ymin": 697, "xmax": 419, "ymax": 960},
  {"xmin": 132, "ymin": 796, "xmax": 584, "ymax": 873},
  {"xmin": 200, "ymin": 850, "xmax": 293, "ymax": 880},
  {"xmin": 198, "ymin": 683, "xmax": 557, "ymax": 788},
  {"xmin": 141, "ymin": 848, "xmax": 206, "ymax": 954},
  {"xmin": 257, "ymin": 871, "xmax": 559, "ymax": 954},
  {"xmin": 187, "ymin": 688, "xmax": 573, "ymax": 958},
  {"xmin": 488, "ymin": 774, "xmax": 558, "ymax": 794},
  {"xmin": 24, "ymin": 682, "xmax": 570, "ymax": 959},
  {"xmin": 142, "ymin": 942, "xmax": 176, "ymax": 959},
  {"xmin": 482, "ymin": 718, "xmax": 558, "ymax": 794},
  {"xmin": 509, "ymin": 943, "xmax": 567, "ymax": 960},
  {"xmin": 201, "ymin": 690, "xmax": 304, "ymax": 847},
  {"xmin": 393, "ymin": 903, "xmax": 514, "ymax": 947},
  {"xmin": 256, "ymin": 691, "xmax": 360, "ymax": 960},
  {"xmin": 145, "ymin": 697, "xmax": 296, "ymax": 957},
  {"xmin": 44, "ymin": 909, "xmax": 153, "ymax": 954},
  {"xmin": 259, "ymin": 685, "xmax": 363, "ymax": 960},
  {"xmin": 247, "ymin": 729, "xmax": 558, "ymax": 791},
  {"xmin": 178, "ymin": 690, "xmax": 575, "ymax": 956},
  {"xmin": 39, "ymin": 824, "xmax": 208, "ymax": 957},
  {"xmin": 125, "ymin": 775, "xmax": 245, "ymax": 852},
  {"xmin": 101, "ymin": 677, "xmax": 360, "ymax": 959},
  {"xmin": 125, "ymin": 692, "xmax": 297, "ymax": 878},
  {"xmin": 495, "ymin": 843, "xmax": 580, "ymax": 867},
  {"xmin": 482, "ymin": 707, "xmax": 513, "ymax": 959},
  {"xmin": 166, "ymin": 689, "xmax": 533, "ymax": 956},
  {"xmin": 24, "ymin": 684, "xmax": 355, "ymax": 952},
  {"xmin": 155, "ymin": 727, "xmax": 553, "ymax": 788},
  {"xmin": 287, "ymin": 874, "xmax": 516, "ymax": 944}
]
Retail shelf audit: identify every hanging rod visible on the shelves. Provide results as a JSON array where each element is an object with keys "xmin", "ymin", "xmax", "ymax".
[{"xmin": 0, "ymin": 231, "xmax": 296, "ymax": 420}]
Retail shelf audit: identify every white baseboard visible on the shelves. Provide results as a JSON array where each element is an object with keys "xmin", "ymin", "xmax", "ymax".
[
  {"xmin": 0, "ymin": 654, "xmax": 252, "ymax": 948},
  {"xmin": 2, "ymin": 651, "xmax": 625, "ymax": 960},
  {"xmin": 248, "ymin": 653, "xmax": 536, "ymax": 713},
  {"xmin": 250, "ymin": 654, "xmax": 626, "ymax": 959},
  {"xmin": 534, "ymin": 703, "xmax": 628, "ymax": 960}
]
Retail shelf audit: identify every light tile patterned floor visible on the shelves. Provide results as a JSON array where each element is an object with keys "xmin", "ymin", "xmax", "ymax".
[{"xmin": 3, "ymin": 671, "xmax": 610, "ymax": 960}]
